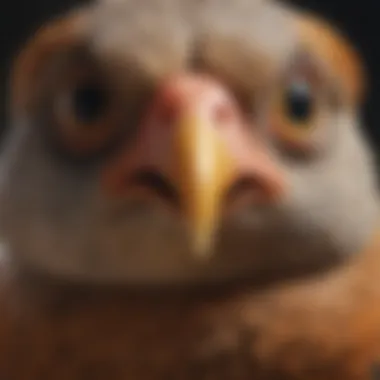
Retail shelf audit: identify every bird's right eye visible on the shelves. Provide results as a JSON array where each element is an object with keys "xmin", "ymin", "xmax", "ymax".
[
  {"xmin": 52, "ymin": 70, "xmax": 124, "ymax": 158},
  {"xmin": 72, "ymin": 82, "xmax": 109, "ymax": 125}
]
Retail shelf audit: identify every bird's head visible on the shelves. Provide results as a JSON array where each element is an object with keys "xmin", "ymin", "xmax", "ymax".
[{"xmin": 0, "ymin": 0, "xmax": 378, "ymax": 288}]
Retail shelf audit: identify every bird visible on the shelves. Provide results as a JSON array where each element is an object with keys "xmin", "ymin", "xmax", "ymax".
[{"xmin": 0, "ymin": 0, "xmax": 379, "ymax": 378}]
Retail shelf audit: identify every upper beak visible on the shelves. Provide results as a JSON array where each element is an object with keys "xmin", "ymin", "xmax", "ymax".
[
  {"xmin": 102, "ymin": 74, "xmax": 285, "ymax": 259},
  {"xmin": 173, "ymin": 110, "xmax": 235, "ymax": 257}
]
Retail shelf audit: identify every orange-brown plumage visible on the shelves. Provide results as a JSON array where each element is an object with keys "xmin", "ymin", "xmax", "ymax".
[
  {"xmin": 10, "ymin": 11, "xmax": 90, "ymax": 118},
  {"xmin": 295, "ymin": 12, "xmax": 365, "ymax": 105},
  {"xmin": 0, "ymin": 232, "xmax": 380, "ymax": 379}
]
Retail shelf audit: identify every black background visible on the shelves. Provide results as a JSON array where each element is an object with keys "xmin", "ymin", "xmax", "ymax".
[{"xmin": 0, "ymin": 0, "xmax": 378, "ymax": 152}]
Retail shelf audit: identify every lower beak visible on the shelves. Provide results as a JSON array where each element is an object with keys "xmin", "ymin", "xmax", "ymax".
[{"xmin": 173, "ymin": 112, "xmax": 235, "ymax": 259}]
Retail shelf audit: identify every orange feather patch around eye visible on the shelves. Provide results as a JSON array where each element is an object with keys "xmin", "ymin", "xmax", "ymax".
[
  {"xmin": 295, "ymin": 12, "xmax": 365, "ymax": 106},
  {"xmin": 10, "ymin": 10, "xmax": 92, "ymax": 118}
]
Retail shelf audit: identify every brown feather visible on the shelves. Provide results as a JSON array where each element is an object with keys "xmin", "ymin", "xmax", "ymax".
[
  {"xmin": 10, "ymin": 10, "xmax": 90, "ymax": 118},
  {"xmin": 0, "ymin": 231, "xmax": 380, "ymax": 379},
  {"xmin": 295, "ymin": 12, "xmax": 365, "ymax": 105}
]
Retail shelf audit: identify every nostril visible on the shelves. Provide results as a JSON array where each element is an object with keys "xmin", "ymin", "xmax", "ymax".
[
  {"xmin": 226, "ymin": 177, "xmax": 258, "ymax": 202},
  {"xmin": 129, "ymin": 168, "xmax": 180, "ymax": 207},
  {"xmin": 225, "ymin": 175, "xmax": 276, "ymax": 204}
]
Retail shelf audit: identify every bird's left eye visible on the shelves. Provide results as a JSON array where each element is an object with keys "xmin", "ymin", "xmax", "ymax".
[
  {"xmin": 270, "ymin": 77, "xmax": 318, "ymax": 150},
  {"xmin": 284, "ymin": 80, "xmax": 314, "ymax": 125}
]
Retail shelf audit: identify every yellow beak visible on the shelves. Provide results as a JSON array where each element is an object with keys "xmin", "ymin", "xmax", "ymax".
[{"xmin": 173, "ymin": 112, "xmax": 235, "ymax": 259}]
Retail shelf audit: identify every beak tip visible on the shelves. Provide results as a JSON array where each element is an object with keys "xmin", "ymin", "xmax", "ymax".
[{"xmin": 190, "ymin": 231, "xmax": 216, "ymax": 261}]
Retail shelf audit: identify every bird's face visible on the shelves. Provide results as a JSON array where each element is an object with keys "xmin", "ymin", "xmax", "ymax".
[{"xmin": 0, "ymin": 0, "xmax": 378, "ymax": 287}]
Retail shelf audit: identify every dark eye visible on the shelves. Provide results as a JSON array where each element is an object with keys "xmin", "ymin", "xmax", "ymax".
[
  {"xmin": 53, "ymin": 75, "xmax": 123, "ymax": 157},
  {"xmin": 72, "ymin": 82, "xmax": 109, "ymax": 125},
  {"xmin": 284, "ymin": 80, "xmax": 314, "ymax": 125},
  {"xmin": 270, "ymin": 77, "xmax": 319, "ymax": 151}
]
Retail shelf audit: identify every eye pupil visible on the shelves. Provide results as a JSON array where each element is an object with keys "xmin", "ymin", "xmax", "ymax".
[
  {"xmin": 73, "ymin": 83, "xmax": 108, "ymax": 124},
  {"xmin": 284, "ymin": 81, "xmax": 313, "ymax": 124}
]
